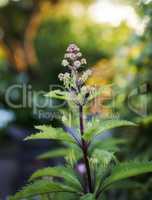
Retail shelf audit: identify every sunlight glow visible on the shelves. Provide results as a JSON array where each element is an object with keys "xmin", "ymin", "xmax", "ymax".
[
  {"xmin": 142, "ymin": 0, "xmax": 152, "ymax": 4},
  {"xmin": 89, "ymin": 0, "xmax": 147, "ymax": 34},
  {"xmin": 0, "ymin": 0, "xmax": 9, "ymax": 7}
]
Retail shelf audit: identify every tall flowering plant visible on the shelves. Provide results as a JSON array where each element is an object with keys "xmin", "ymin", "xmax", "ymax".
[{"xmin": 11, "ymin": 44, "xmax": 152, "ymax": 200}]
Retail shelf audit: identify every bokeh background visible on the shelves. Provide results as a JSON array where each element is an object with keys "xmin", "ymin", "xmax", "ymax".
[{"xmin": 0, "ymin": 0, "xmax": 152, "ymax": 199}]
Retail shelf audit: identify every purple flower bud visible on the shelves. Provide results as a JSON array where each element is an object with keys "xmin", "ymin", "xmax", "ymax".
[
  {"xmin": 67, "ymin": 44, "xmax": 80, "ymax": 53},
  {"xmin": 77, "ymin": 163, "xmax": 86, "ymax": 174}
]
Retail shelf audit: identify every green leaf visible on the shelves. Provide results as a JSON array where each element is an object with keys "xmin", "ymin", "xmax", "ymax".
[
  {"xmin": 136, "ymin": 114, "xmax": 152, "ymax": 126},
  {"xmin": 45, "ymin": 90, "xmax": 70, "ymax": 100},
  {"xmin": 25, "ymin": 126, "xmax": 75, "ymax": 143},
  {"xmin": 37, "ymin": 148, "xmax": 70, "ymax": 160},
  {"xmin": 89, "ymin": 138, "xmax": 126, "ymax": 154},
  {"xmin": 80, "ymin": 193, "xmax": 96, "ymax": 200},
  {"xmin": 38, "ymin": 144, "xmax": 82, "ymax": 165},
  {"xmin": 9, "ymin": 180, "xmax": 77, "ymax": 200},
  {"xmin": 102, "ymin": 161, "xmax": 152, "ymax": 190},
  {"xmin": 51, "ymin": 192, "xmax": 79, "ymax": 200},
  {"xmin": 29, "ymin": 167, "xmax": 82, "ymax": 191},
  {"xmin": 94, "ymin": 166, "xmax": 111, "ymax": 194},
  {"xmin": 83, "ymin": 119, "xmax": 136, "ymax": 141},
  {"xmin": 107, "ymin": 180, "xmax": 143, "ymax": 190}
]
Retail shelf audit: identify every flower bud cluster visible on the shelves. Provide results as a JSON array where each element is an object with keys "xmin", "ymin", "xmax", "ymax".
[
  {"xmin": 59, "ymin": 44, "xmax": 96, "ymax": 105},
  {"xmin": 81, "ymin": 86, "xmax": 96, "ymax": 96},
  {"xmin": 61, "ymin": 44, "xmax": 87, "ymax": 70},
  {"xmin": 79, "ymin": 69, "xmax": 92, "ymax": 83},
  {"xmin": 58, "ymin": 72, "xmax": 71, "ymax": 89}
]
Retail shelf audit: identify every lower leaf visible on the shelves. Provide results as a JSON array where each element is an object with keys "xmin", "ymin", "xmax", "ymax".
[
  {"xmin": 80, "ymin": 193, "xmax": 96, "ymax": 200},
  {"xmin": 102, "ymin": 161, "xmax": 152, "ymax": 190},
  {"xmin": 29, "ymin": 166, "xmax": 82, "ymax": 191},
  {"xmin": 9, "ymin": 180, "xmax": 78, "ymax": 200}
]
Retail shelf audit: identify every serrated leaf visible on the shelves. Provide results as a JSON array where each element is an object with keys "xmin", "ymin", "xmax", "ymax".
[
  {"xmin": 102, "ymin": 161, "xmax": 152, "ymax": 190},
  {"xmin": 80, "ymin": 193, "xmax": 96, "ymax": 200},
  {"xmin": 89, "ymin": 138, "xmax": 126, "ymax": 154},
  {"xmin": 9, "ymin": 180, "xmax": 77, "ymax": 200},
  {"xmin": 45, "ymin": 90, "xmax": 70, "ymax": 100},
  {"xmin": 29, "ymin": 167, "xmax": 82, "ymax": 191},
  {"xmin": 83, "ymin": 119, "xmax": 136, "ymax": 141},
  {"xmin": 25, "ymin": 126, "xmax": 75, "ymax": 143},
  {"xmin": 38, "ymin": 148, "xmax": 69, "ymax": 160}
]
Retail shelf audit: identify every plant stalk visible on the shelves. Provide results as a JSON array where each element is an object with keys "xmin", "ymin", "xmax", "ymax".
[{"xmin": 79, "ymin": 105, "xmax": 93, "ymax": 193}]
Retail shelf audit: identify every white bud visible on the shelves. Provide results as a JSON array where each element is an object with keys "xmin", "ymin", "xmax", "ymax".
[
  {"xmin": 89, "ymin": 86, "xmax": 96, "ymax": 96},
  {"xmin": 86, "ymin": 69, "xmax": 92, "ymax": 76},
  {"xmin": 81, "ymin": 58, "xmax": 87, "ymax": 65},
  {"xmin": 62, "ymin": 59, "xmax": 69, "ymax": 67},
  {"xmin": 81, "ymin": 69, "xmax": 92, "ymax": 82},
  {"xmin": 64, "ymin": 72, "xmax": 70, "ymax": 79},
  {"xmin": 77, "ymin": 52, "xmax": 82, "ymax": 57},
  {"xmin": 81, "ymin": 86, "xmax": 88, "ymax": 94},
  {"xmin": 62, "ymin": 115, "xmax": 67, "ymax": 123},
  {"xmin": 69, "ymin": 53, "xmax": 76, "ymax": 60},
  {"xmin": 64, "ymin": 53, "xmax": 69, "ymax": 58},
  {"xmin": 74, "ymin": 60, "xmax": 81, "ymax": 68},
  {"xmin": 58, "ymin": 73, "xmax": 64, "ymax": 81}
]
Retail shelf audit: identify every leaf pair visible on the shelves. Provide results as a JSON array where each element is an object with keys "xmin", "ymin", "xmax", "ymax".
[
  {"xmin": 10, "ymin": 166, "xmax": 82, "ymax": 200},
  {"xmin": 12, "ymin": 161, "xmax": 152, "ymax": 200}
]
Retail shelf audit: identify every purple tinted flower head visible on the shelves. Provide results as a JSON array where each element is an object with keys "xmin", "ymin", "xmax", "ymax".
[
  {"xmin": 61, "ymin": 44, "xmax": 87, "ymax": 70},
  {"xmin": 59, "ymin": 44, "xmax": 95, "ymax": 105},
  {"xmin": 67, "ymin": 44, "xmax": 80, "ymax": 53}
]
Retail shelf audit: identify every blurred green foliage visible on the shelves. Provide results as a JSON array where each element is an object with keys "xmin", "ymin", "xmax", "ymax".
[{"xmin": 34, "ymin": 16, "xmax": 105, "ymax": 87}]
